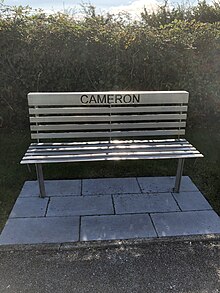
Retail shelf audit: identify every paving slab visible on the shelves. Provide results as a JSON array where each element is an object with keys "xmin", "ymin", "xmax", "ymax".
[
  {"xmin": 114, "ymin": 193, "xmax": 180, "ymax": 214},
  {"xmin": 82, "ymin": 177, "xmax": 141, "ymax": 195},
  {"xmin": 47, "ymin": 195, "xmax": 114, "ymax": 217},
  {"xmin": 9, "ymin": 197, "xmax": 49, "ymax": 218},
  {"xmin": 151, "ymin": 210, "xmax": 220, "ymax": 237},
  {"xmin": 1, "ymin": 176, "xmax": 218, "ymax": 246},
  {"xmin": 137, "ymin": 176, "xmax": 199, "ymax": 193},
  {"xmin": 80, "ymin": 214, "xmax": 157, "ymax": 241},
  {"xmin": 19, "ymin": 180, "xmax": 81, "ymax": 197},
  {"xmin": 0, "ymin": 217, "xmax": 79, "ymax": 245},
  {"xmin": 172, "ymin": 191, "xmax": 213, "ymax": 211}
]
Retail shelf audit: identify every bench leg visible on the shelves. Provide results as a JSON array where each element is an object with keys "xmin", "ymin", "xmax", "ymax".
[
  {"xmin": 35, "ymin": 163, "xmax": 46, "ymax": 198},
  {"xmin": 173, "ymin": 158, "xmax": 185, "ymax": 193}
]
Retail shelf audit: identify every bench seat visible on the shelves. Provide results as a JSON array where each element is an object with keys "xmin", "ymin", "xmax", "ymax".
[{"xmin": 21, "ymin": 138, "xmax": 202, "ymax": 164}]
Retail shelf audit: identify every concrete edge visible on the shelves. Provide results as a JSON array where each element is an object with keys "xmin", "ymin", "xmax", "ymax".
[{"xmin": 0, "ymin": 234, "xmax": 219, "ymax": 252}]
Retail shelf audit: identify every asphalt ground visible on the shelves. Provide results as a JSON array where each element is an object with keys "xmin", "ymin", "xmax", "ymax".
[{"xmin": 0, "ymin": 236, "xmax": 219, "ymax": 293}]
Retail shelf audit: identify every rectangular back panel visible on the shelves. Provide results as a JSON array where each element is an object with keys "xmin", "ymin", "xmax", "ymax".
[{"xmin": 28, "ymin": 91, "xmax": 189, "ymax": 141}]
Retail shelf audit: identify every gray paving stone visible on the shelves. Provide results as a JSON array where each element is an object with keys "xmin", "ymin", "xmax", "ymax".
[
  {"xmin": 19, "ymin": 180, "xmax": 81, "ymax": 197},
  {"xmin": 172, "ymin": 191, "xmax": 213, "ymax": 211},
  {"xmin": 0, "ymin": 217, "xmax": 79, "ymax": 245},
  {"xmin": 80, "ymin": 214, "xmax": 157, "ymax": 241},
  {"xmin": 114, "ymin": 193, "xmax": 180, "ymax": 214},
  {"xmin": 137, "ymin": 176, "xmax": 199, "ymax": 193},
  {"xmin": 9, "ymin": 197, "xmax": 49, "ymax": 218},
  {"xmin": 82, "ymin": 177, "xmax": 141, "ymax": 195},
  {"xmin": 151, "ymin": 210, "xmax": 220, "ymax": 237},
  {"xmin": 47, "ymin": 195, "xmax": 114, "ymax": 217}
]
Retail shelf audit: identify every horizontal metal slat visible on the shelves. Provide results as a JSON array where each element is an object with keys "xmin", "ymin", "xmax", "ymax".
[
  {"xmin": 29, "ymin": 106, "xmax": 188, "ymax": 116},
  {"xmin": 23, "ymin": 149, "xmax": 200, "ymax": 159},
  {"xmin": 30, "ymin": 122, "xmax": 186, "ymax": 132},
  {"xmin": 30, "ymin": 138, "xmax": 188, "ymax": 148},
  {"xmin": 26, "ymin": 146, "xmax": 196, "ymax": 156},
  {"xmin": 27, "ymin": 143, "xmax": 192, "ymax": 153},
  {"xmin": 30, "ymin": 114, "xmax": 187, "ymax": 124},
  {"xmin": 31, "ymin": 129, "xmax": 186, "ymax": 139},
  {"xmin": 21, "ymin": 154, "xmax": 203, "ymax": 164},
  {"xmin": 21, "ymin": 152, "xmax": 203, "ymax": 164}
]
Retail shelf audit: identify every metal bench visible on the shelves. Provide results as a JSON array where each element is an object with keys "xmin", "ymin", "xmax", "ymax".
[{"xmin": 20, "ymin": 91, "xmax": 203, "ymax": 197}]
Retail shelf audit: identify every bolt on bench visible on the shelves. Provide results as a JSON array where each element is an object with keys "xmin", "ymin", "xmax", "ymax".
[{"xmin": 21, "ymin": 91, "xmax": 203, "ymax": 198}]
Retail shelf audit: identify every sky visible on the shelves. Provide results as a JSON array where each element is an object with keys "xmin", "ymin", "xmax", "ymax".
[
  {"xmin": 2, "ymin": 0, "xmax": 167, "ymax": 16},
  {"xmin": 2, "ymin": 0, "xmax": 203, "ymax": 19}
]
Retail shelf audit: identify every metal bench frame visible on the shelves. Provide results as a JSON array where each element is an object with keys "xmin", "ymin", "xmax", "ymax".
[{"xmin": 21, "ymin": 91, "xmax": 203, "ymax": 197}]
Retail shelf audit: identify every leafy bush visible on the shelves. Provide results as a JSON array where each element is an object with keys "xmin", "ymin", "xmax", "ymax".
[{"xmin": 0, "ymin": 1, "xmax": 220, "ymax": 129}]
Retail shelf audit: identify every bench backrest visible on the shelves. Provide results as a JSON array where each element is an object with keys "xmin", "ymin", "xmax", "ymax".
[{"xmin": 28, "ymin": 91, "xmax": 189, "ymax": 141}]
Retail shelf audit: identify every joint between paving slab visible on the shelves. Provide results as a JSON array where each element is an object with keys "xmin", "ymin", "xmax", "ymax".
[
  {"xmin": 171, "ymin": 192, "xmax": 182, "ymax": 211},
  {"xmin": 114, "ymin": 211, "xmax": 180, "ymax": 216},
  {"xmin": 44, "ymin": 197, "xmax": 51, "ymax": 217},
  {"xmin": 135, "ymin": 177, "xmax": 143, "ymax": 193},
  {"xmin": 47, "ymin": 194, "xmax": 79, "ymax": 198},
  {"xmin": 80, "ymin": 179, "xmax": 83, "ymax": 196},
  {"xmin": 111, "ymin": 195, "xmax": 116, "ymax": 215},
  {"xmin": 149, "ymin": 210, "xmax": 188, "ymax": 216},
  {"xmin": 149, "ymin": 213, "xmax": 159, "ymax": 238}
]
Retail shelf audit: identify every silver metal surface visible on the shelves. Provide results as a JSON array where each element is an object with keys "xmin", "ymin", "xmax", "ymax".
[
  {"xmin": 20, "ymin": 91, "xmax": 203, "ymax": 197},
  {"xmin": 27, "ymin": 146, "xmax": 195, "ymax": 154},
  {"xmin": 30, "ymin": 121, "xmax": 186, "ymax": 132},
  {"xmin": 21, "ymin": 140, "xmax": 203, "ymax": 164},
  {"xmin": 35, "ymin": 164, "xmax": 46, "ymax": 198},
  {"xmin": 28, "ymin": 91, "xmax": 189, "ymax": 106},
  {"xmin": 174, "ymin": 158, "xmax": 185, "ymax": 193},
  {"xmin": 31, "ymin": 129, "xmax": 186, "ymax": 140},
  {"xmin": 29, "ymin": 91, "xmax": 189, "ymax": 140},
  {"xmin": 29, "ymin": 113, "xmax": 187, "ymax": 122},
  {"xmin": 29, "ymin": 138, "xmax": 188, "ymax": 147}
]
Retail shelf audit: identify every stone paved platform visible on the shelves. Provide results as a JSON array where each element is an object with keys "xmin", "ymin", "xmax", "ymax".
[{"xmin": 0, "ymin": 176, "xmax": 220, "ymax": 245}]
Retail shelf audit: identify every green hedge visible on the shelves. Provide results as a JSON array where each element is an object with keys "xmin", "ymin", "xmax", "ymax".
[{"xmin": 0, "ymin": 3, "xmax": 220, "ymax": 129}]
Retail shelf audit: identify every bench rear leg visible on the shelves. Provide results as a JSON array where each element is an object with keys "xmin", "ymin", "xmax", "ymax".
[
  {"xmin": 173, "ymin": 158, "xmax": 185, "ymax": 193},
  {"xmin": 35, "ymin": 163, "xmax": 46, "ymax": 198}
]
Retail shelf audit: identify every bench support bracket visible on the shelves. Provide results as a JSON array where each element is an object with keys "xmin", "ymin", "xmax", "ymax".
[
  {"xmin": 35, "ymin": 163, "xmax": 46, "ymax": 198},
  {"xmin": 174, "ymin": 158, "xmax": 185, "ymax": 193}
]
